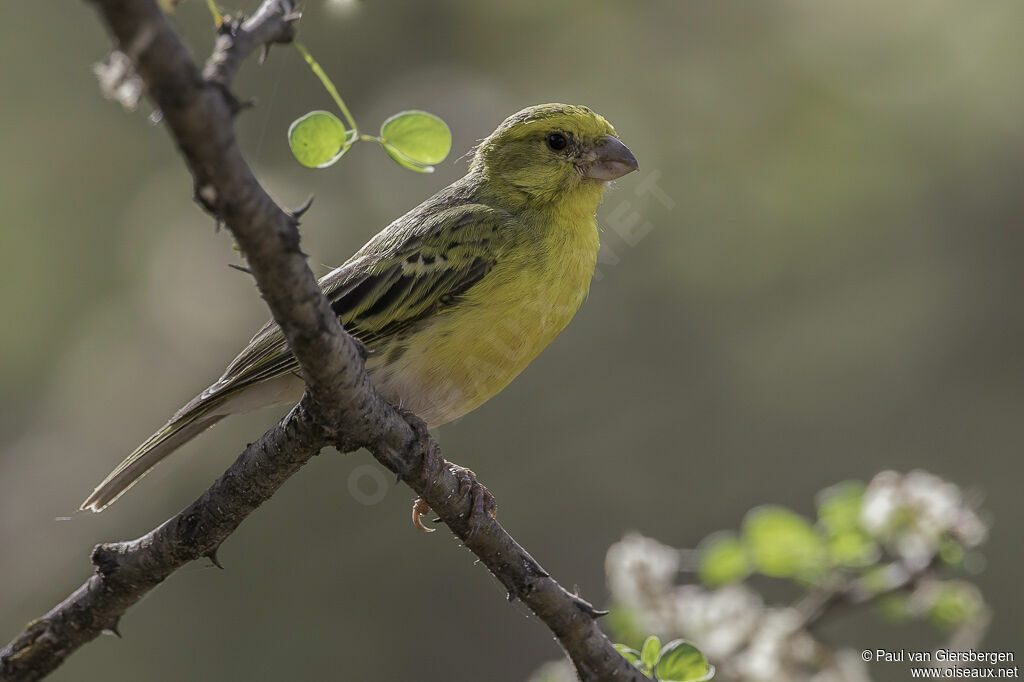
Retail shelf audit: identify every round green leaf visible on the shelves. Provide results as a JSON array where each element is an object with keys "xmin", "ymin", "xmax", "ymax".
[
  {"xmin": 876, "ymin": 593, "xmax": 913, "ymax": 623},
  {"xmin": 939, "ymin": 539, "xmax": 965, "ymax": 566},
  {"xmin": 288, "ymin": 110, "xmax": 351, "ymax": 168},
  {"xmin": 928, "ymin": 582, "xmax": 980, "ymax": 629},
  {"xmin": 743, "ymin": 506, "xmax": 826, "ymax": 579},
  {"xmin": 827, "ymin": 530, "xmax": 879, "ymax": 568},
  {"xmin": 698, "ymin": 532, "xmax": 751, "ymax": 587},
  {"xmin": 379, "ymin": 110, "xmax": 451, "ymax": 168},
  {"xmin": 816, "ymin": 481, "xmax": 866, "ymax": 534},
  {"xmin": 614, "ymin": 644, "xmax": 642, "ymax": 667},
  {"xmin": 655, "ymin": 640, "xmax": 715, "ymax": 682},
  {"xmin": 641, "ymin": 635, "xmax": 661, "ymax": 671},
  {"xmin": 381, "ymin": 141, "xmax": 436, "ymax": 174}
]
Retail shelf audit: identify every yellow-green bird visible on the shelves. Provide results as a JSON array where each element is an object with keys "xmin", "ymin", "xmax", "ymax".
[{"xmin": 82, "ymin": 103, "xmax": 638, "ymax": 512}]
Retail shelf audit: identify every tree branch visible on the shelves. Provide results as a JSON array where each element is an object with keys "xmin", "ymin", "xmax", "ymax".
[
  {"xmin": 795, "ymin": 558, "xmax": 939, "ymax": 631},
  {"xmin": 0, "ymin": 1, "xmax": 644, "ymax": 680}
]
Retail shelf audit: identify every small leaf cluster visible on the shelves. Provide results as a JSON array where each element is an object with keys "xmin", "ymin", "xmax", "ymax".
[
  {"xmin": 286, "ymin": 43, "xmax": 451, "ymax": 172},
  {"xmin": 695, "ymin": 472, "xmax": 987, "ymax": 630},
  {"xmin": 697, "ymin": 483, "xmax": 873, "ymax": 587},
  {"xmin": 590, "ymin": 471, "xmax": 989, "ymax": 682},
  {"xmin": 615, "ymin": 636, "xmax": 714, "ymax": 682}
]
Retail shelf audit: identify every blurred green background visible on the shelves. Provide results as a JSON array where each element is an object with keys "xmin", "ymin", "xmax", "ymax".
[{"xmin": 1, "ymin": 1, "xmax": 1021, "ymax": 680}]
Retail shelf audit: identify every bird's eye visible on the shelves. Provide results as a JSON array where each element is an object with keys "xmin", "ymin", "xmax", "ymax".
[{"xmin": 546, "ymin": 132, "xmax": 568, "ymax": 152}]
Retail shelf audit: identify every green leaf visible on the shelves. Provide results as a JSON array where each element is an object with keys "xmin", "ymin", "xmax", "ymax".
[
  {"xmin": 939, "ymin": 539, "xmax": 965, "ymax": 566},
  {"xmin": 379, "ymin": 110, "xmax": 451, "ymax": 171},
  {"xmin": 816, "ymin": 483, "xmax": 877, "ymax": 568},
  {"xmin": 876, "ymin": 593, "xmax": 912, "ymax": 623},
  {"xmin": 816, "ymin": 481, "xmax": 866, "ymax": 533},
  {"xmin": 859, "ymin": 565, "xmax": 890, "ymax": 594},
  {"xmin": 654, "ymin": 640, "xmax": 715, "ymax": 682},
  {"xmin": 928, "ymin": 582, "xmax": 980, "ymax": 629},
  {"xmin": 381, "ymin": 141, "xmax": 436, "ymax": 173},
  {"xmin": 697, "ymin": 532, "xmax": 751, "ymax": 587},
  {"xmin": 614, "ymin": 644, "xmax": 642, "ymax": 667},
  {"xmin": 641, "ymin": 636, "xmax": 661, "ymax": 671},
  {"xmin": 743, "ymin": 506, "xmax": 826, "ymax": 580},
  {"xmin": 288, "ymin": 110, "xmax": 353, "ymax": 168},
  {"xmin": 827, "ymin": 530, "xmax": 879, "ymax": 568},
  {"xmin": 606, "ymin": 605, "xmax": 645, "ymax": 649}
]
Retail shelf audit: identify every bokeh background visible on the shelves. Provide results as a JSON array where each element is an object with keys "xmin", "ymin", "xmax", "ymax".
[{"xmin": 2, "ymin": 1, "xmax": 1022, "ymax": 680}]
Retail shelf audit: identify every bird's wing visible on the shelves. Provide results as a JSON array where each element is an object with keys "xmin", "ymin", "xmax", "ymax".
[{"xmin": 207, "ymin": 203, "xmax": 508, "ymax": 399}]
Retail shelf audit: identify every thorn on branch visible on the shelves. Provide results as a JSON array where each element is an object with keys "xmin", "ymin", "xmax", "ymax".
[
  {"xmin": 104, "ymin": 619, "xmax": 123, "ymax": 638},
  {"xmin": 206, "ymin": 546, "xmax": 225, "ymax": 569},
  {"xmin": 289, "ymin": 195, "xmax": 315, "ymax": 223},
  {"xmin": 570, "ymin": 594, "xmax": 608, "ymax": 619}
]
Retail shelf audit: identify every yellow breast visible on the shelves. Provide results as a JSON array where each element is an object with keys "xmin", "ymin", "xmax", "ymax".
[{"xmin": 368, "ymin": 214, "xmax": 599, "ymax": 427}]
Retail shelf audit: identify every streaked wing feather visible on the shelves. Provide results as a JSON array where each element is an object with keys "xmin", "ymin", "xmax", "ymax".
[{"xmin": 212, "ymin": 204, "xmax": 505, "ymax": 397}]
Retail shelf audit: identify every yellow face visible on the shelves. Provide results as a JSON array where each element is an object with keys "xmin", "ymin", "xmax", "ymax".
[{"xmin": 474, "ymin": 103, "xmax": 638, "ymax": 203}]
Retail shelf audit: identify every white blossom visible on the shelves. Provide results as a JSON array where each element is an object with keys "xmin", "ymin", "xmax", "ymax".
[{"xmin": 606, "ymin": 532, "xmax": 680, "ymax": 609}]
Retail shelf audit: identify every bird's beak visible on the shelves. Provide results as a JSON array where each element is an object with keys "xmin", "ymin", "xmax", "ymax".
[{"xmin": 586, "ymin": 135, "xmax": 639, "ymax": 181}]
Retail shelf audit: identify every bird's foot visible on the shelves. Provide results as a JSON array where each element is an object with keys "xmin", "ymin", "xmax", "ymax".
[
  {"xmin": 411, "ymin": 462, "xmax": 498, "ymax": 538},
  {"xmin": 397, "ymin": 409, "xmax": 497, "ymax": 536},
  {"xmin": 448, "ymin": 463, "xmax": 499, "ymax": 539},
  {"xmin": 411, "ymin": 497, "xmax": 434, "ymax": 533}
]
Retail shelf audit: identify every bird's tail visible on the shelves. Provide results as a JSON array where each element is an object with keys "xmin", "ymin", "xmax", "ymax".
[{"xmin": 80, "ymin": 406, "xmax": 225, "ymax": 512}]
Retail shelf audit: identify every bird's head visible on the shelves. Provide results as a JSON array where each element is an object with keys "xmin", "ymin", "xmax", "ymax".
[{"xmin": 471, "ymin": 104, "xmax": 638, "ymax": 207}]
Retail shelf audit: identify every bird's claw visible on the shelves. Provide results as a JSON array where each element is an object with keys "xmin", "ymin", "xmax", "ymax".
[
  {"xmin": 412, "ymin": 497, "xmax": 434, "ymax": 533},
  {"xmin": 411, "ymin": 462, "xmax": 497, "ymax": 538},
  {"xmin": 448, "ymin": 462, "xmax": 498, "ymax": 539},
  {"xmin": 397, "ymin": 410, "xmax": 496, "ymax": 536}
]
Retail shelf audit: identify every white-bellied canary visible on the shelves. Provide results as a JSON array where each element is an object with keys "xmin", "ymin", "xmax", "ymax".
[{"xmin": 82, "ymin": 103, "xmax": 638, "ymax": 512}]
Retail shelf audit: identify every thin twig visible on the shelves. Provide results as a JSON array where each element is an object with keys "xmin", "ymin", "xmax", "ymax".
[{"xmin": 796, "ymin": 559, "xmax": 938, "ymax": 631}]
